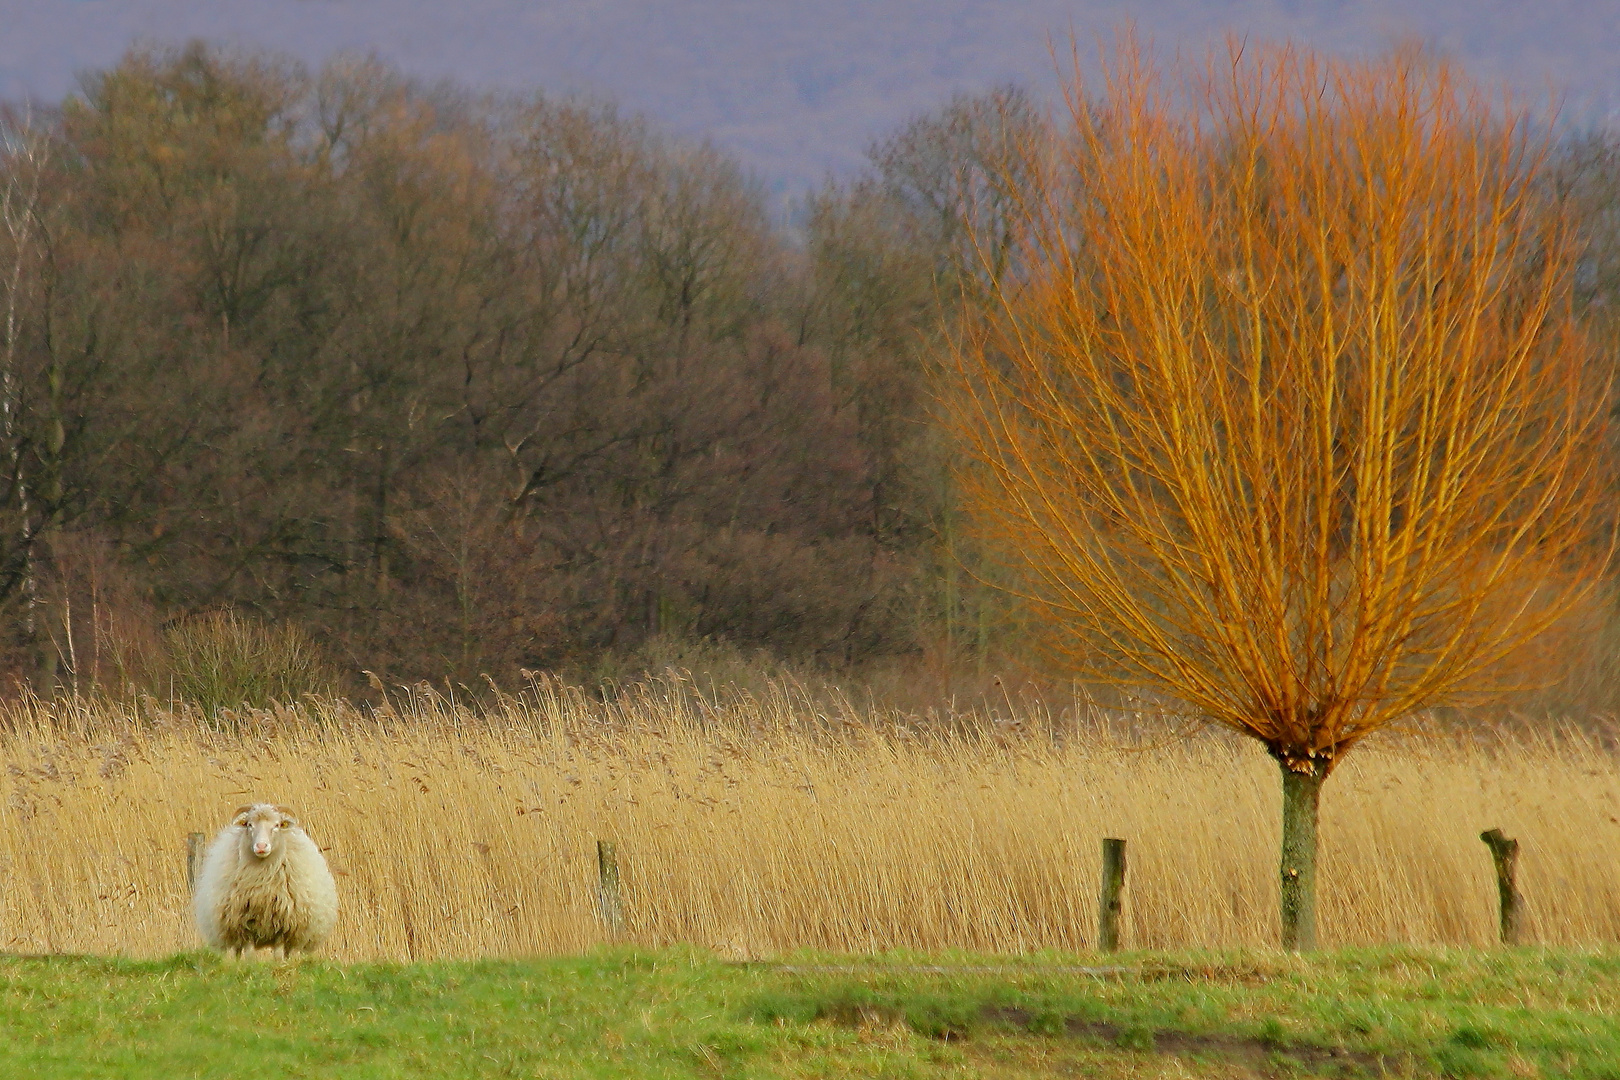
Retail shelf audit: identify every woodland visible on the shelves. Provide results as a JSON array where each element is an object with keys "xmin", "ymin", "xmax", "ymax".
[{"xmin": 0, "ymin": 42, "xmax": 1617, "ymax": 710}]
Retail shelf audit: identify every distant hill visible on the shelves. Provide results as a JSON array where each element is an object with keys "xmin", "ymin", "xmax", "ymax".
[{"xmin": 5, "ymin": 0, "xmax": 1616, "ymax": 192}]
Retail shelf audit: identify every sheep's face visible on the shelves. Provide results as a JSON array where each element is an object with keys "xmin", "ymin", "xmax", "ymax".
[{"xmin": 232, "ymin": 804, "xmax": 298, "ymax": 859}]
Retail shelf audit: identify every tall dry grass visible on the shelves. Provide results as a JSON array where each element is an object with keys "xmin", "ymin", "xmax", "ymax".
[{"xmin": 1, "ymin": 675, "xmax": 1616, "ymax": 960}]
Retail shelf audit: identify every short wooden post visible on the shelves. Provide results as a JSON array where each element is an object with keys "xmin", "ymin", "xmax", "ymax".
[
  {"xmin": 597, "ymin": 839, "xmax": 624, "ymax": 937},
  {"xmin": 1479, "ymin": 828, "xmax": 1521, "ymax": 945},
  {"xmin": 1098, "ymin": 837, "xmax": 1126, "ymax": 952},
  {"xmin": 186, "ymin": 832, "xmax": 206, "ymax": 894}
]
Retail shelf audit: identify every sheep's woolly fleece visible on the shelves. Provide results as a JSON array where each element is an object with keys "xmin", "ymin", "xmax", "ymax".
[{"xmin": 193, "ymin": 802, "xmax": 339, "ymax": 956}]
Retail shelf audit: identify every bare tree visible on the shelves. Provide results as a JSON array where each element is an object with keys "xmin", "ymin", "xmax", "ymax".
[
  {"xmin": 945, "ymin": 38, "xmax": 1615, "ymax": 948},
  {"xmin": 0, "ymin": 106, "xmax": 52, "ymax": 670}
]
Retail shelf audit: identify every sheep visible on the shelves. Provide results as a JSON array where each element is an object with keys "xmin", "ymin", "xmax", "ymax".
[{"xmin": 193, "ymin": 802, "xmax": 338, "ymax": 958}]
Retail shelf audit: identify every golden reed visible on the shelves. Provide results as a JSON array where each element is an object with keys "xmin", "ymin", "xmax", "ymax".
[{"xmin": 1, "ymin": 675, "xmax": 1615, "ymax": 960}]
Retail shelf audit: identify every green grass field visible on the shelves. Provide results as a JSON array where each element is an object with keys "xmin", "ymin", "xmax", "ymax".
[{"xmin": 2, "ymin": 948, "xmax": 1617, "ymax": 1078}]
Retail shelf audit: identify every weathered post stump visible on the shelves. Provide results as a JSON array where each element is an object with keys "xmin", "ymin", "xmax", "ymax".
[
  {"xmin": 1098, "ymin": 837, "xmax": 1127, "ymax": 952},
  {"xmin": 597, "ymin": 839, "xmax": 625, "ymax": 937},
  {"xmin": 1479, "ymin": 828, "xmax": 1522, "ymax": 945}
]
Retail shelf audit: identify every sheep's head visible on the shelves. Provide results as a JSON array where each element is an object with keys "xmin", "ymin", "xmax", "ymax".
[{"xmin": 232, "ymin": 803, "xmax": 299, "ymax": 859}]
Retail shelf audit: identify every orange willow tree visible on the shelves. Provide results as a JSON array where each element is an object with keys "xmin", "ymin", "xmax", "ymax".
[{"xmin": 946, "ymin": 42, "xmax": 1613, "ymax": 949}]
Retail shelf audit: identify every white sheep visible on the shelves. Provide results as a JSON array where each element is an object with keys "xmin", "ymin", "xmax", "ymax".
[{"xmin": 193, "ymin": 802, "xmax": 339, "ymax": 958}]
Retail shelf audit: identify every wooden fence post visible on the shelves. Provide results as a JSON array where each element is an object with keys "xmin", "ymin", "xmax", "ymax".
[
  {"xmin": 186, "ymin": 832, "xmax": 206, "ymax": 894},
  {"xmin": 597, "ymin": 839, "xmax": 624, "ymax": 937},
  {"xmin": 1479, "ymin": 828, "xmax": 1521, "ymax": 945},
  {"xmin": 1098, "ymin": 837, "xmax": 1126, "ymax": 952}
]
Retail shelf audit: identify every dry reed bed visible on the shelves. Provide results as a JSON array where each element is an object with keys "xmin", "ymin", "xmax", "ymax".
[{"xmin": 1, "ymin": 677, "xmax": 1616, "ymax": 961}]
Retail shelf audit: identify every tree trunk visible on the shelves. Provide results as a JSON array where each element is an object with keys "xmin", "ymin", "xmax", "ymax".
[{"xmin": 1278, "ymin": 759, "xmax": 1327, "ymax": 951}]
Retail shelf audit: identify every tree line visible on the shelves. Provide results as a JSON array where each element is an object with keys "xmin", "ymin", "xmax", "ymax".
[
  {"xmin": 0, "ymin": 44, "xmax": 1022, "ymax": 690},
  {"xmin": 0, "ymin": 41, "xmax": 1614, "ymax": 700}
]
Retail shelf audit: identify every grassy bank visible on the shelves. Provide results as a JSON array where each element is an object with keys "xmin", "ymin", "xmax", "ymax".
[
  {"xmin": 2, "ymin": 677, "xmax": 1618, "ymax": 959},
  {"xmin": 1, "ymin": 948, "xmax": 1617, "ymax": 1078}
]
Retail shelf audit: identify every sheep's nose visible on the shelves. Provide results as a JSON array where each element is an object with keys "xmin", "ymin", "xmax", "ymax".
[{"xmin": 253, "ymin": 842, "xmax": 271, "ymax": 857}]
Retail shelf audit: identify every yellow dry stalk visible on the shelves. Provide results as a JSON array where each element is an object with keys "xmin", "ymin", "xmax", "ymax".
[
  {"xmin": 947, "ymin": 38, "xmax": 1614, "ymax": 775},
  {"xmin": 1, "ymin": 685, "xmax": 1618, "ymax": 959}
]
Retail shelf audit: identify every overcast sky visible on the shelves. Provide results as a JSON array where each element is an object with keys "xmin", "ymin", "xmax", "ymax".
[{"xmin": 4, "ymin": 1, "xmax": 1617, "ymax": 193}]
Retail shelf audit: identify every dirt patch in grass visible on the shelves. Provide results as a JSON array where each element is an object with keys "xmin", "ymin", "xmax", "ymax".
[
  {"xmin": 986, "ymin": 1007, "xmax": 1391, "ymax": 1075},
  {"xmin": 798, "ymin": 994, "xmax": 1390, "ymax": 1075}
]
